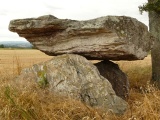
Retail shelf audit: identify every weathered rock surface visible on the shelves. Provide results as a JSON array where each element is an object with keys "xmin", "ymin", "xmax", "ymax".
[
  {"xmin": 9, "ymin": 15, "xmax": 154, "ymax": 60},
  {"xmin": 95, "ymin": 60, "xmax": 129, "ymax": 100},
  {"xmin": 17, "ymin": 54, "xmax": 127, "ymax": 114}
]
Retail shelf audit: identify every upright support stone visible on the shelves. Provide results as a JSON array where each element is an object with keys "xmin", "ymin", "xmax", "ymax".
[
  {"xmin": 17, "ymin": 54, "xmax": 128, "ymax": 114},
  {"xmin": 95, "ymin": 60, "xmax": 129, "ymax": 100}
]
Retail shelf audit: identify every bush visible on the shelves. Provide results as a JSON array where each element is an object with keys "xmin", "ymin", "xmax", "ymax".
[{"xmin": 0, "ymin": 44, "xmax": 4, "ymax": 48}]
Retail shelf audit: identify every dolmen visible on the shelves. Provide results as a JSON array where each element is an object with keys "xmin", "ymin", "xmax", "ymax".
[{"xmin": 9, "ymin": 15, "xmax": 154, "ymax": 114}]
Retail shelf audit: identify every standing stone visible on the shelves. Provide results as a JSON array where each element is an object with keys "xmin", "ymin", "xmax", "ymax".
[
  {"xmin": 17, "ymin": 54, "xmax": 127, "ymax": 114},
  {"xmin": 95, "ymin": 60, "xmax": 129, "ymax": 100},
  {"xmin": 9, "ymin": 15, "xmax": 154, "ymax": 60}
]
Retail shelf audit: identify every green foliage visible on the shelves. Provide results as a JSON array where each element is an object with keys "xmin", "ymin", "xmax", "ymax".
[
  {"xmin": 37, "ymin": 70, "xmax": 48, "ymax": 88},
  {"xmin": 139, "ymin": 0, "xmax": 160, "ymax": 14},
  {"xmin": 4, "ymin": 86, "xmax": 16, "ymax": 105},
  {"xmin": 0, "ymin": 44, "xmax": 4, "ymax": 48}
]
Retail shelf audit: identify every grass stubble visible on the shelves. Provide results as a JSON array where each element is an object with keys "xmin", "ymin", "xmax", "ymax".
[{"xmin": 0, "ymin": 49, "xmax": 159, "ymax": 120}]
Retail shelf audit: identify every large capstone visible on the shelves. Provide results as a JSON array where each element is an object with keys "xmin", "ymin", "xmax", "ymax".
[
  {"xmin": 17, "ymin": 54, "xmax": 128, "ymax": 114},
  {"xmin": 9, "ymin": 15, "xmax": 154, "ymax": 60}
]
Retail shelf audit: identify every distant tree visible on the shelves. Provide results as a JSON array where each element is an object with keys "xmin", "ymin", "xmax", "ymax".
[
  {"xmin": 139, "ymin": 0, "xmax": 160, "ymax": 88},
  {"xmin": 0, "ymin": 44, "xmax": 5, "ymax": 48},
  {"xmin": 31, "ymin": 45, "xmax": 36, "ymax": 49}
]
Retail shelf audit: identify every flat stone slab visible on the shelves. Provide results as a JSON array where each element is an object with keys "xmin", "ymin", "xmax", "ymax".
[{"xmin": 9, "ymin": 15, "xmax": 154, "ymax": 60}]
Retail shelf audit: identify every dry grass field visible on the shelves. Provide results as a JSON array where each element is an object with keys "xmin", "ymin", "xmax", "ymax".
[{"xmin": 0, "ymin": 49, "xmax": 160, "ymax": 120}]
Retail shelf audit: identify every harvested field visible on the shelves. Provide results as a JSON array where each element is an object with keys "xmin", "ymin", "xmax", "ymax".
[{"xmin": 0, "ymin": 49, "xmax": 52, "ymax": 74}]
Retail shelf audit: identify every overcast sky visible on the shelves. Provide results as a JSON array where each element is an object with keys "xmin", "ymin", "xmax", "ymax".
[{"xmin": 0, "ymin": 0, "xmax": 148, "ymax": 42}]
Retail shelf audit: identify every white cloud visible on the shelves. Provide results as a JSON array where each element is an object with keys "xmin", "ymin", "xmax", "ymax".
[{"xmin": 0, "ymin": 0, "xmax": 148, "ymax": 41}]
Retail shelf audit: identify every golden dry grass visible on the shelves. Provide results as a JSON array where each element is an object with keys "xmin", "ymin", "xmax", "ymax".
[
  {"xmin": 0, "ymin": 49, "xmax": 160, "ymax": 120},
  {"xmin": 0, "ymin": 49, "xmax": 52, "ymax": 73}
]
